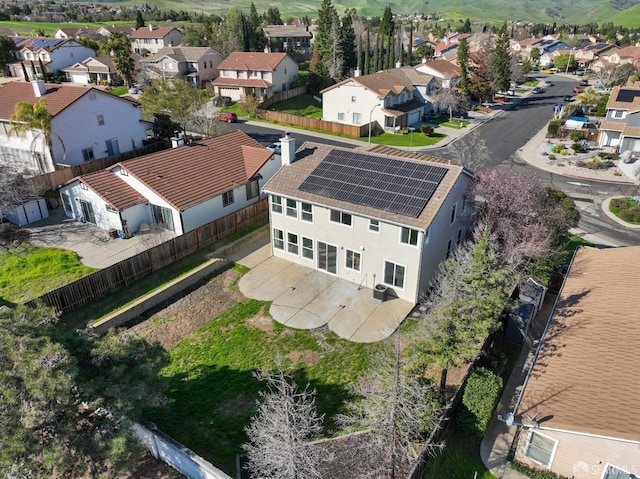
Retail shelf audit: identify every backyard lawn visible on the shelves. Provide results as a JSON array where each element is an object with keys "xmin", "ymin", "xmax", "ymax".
[
  {"xmin": 369, "ymin": 131, "xmax": 446, "ymax": 147},
  {"xmin": 0, "ymin": 243, "xmax": 95, "ymax": 305},
  {"xmin": 267, "ymin": 93, "xmax": 323, "ymax": 118}
]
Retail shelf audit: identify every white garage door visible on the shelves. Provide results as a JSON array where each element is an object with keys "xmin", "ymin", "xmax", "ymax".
[{"xmin": 408, "ymin": 111, "xmax": 421, "ymax": 125}]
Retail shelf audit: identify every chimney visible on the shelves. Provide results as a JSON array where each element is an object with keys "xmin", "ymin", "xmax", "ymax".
[
  {"xmin": 280, "ymin": 132, "xmax": 296, "ymax": 166},
  {"xmin": 395, "ymin": 61, "xmax": 401, "ymax": 68},
  {"xmin": 422, "ymin": 57, "xmax": 427, "ymax": 64},
  {"xmin": 170, "ymin": 135, "xmax": 184, "ymax": 148},
  {"xmin": 148, "ymin": 23, "xmax": 153, "ymax": 31},
  {"xmin": 31, "ymin": 79, "xmax": 46, "ymax": 97},
  {"xmin": 354, "ymin": 68, "xmax": 361, "ymax": 77}
]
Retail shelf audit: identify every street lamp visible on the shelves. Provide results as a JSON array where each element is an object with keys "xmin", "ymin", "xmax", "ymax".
[
  {"xmin": 565, "ymin": 47, "xmax": 575, "ymax": 75},
  {"xmin": 368, "ymin": 102, "xmax": 382, "ymax": 144}
]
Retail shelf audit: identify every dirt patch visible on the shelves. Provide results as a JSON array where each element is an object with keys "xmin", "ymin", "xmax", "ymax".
[
  {"xmin": 129, "ymin": 268, "xmax": 244, "ymax": 349},
  {"xmin": 245, "ymin": 314, "xmax": 275, "ymax": 333},
  {"xmin": 285, "ymin": 349, "xmax": 322, "ymax": 368}
]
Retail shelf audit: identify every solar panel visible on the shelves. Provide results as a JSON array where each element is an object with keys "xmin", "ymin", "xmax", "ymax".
[
  {"xmin": 299, "ymin": 149, "xmax": 448, "ymax": 218},
  {"xmin": 616, "ymin": 89, "xmax": 640, "ymax": 103}
]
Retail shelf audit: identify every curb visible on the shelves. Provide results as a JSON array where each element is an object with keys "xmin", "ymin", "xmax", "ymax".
[{"xmin": 561, "ymin": 172, "xmax": 636, "ymax": 185}]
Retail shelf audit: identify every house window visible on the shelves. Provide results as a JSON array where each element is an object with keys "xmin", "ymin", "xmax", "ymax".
[
  {"xmin": 353, "ymin": 112, "xmax": 362, "ymax": 124},
  {"xmin": 384, "ymin": 261, "xmax": 405, "ymax": 289},
  {"xmin": 446, "ymin": 239, "xmax": 453, "ymax": 258},
  {"xmin": 97, "ymin": 114, "xmax": 104, "ymax": 126},
  {"xmin": 302, "ymin": 237, "xmax": 313, "ymax": 260},
  {"xmin": 246, "ymin": 179, "xmax": 259, "ymax": 200},
  {"xmin": 351, "ymin": 96, "xmax": 356, "ymax": 102},
  {"xmin": 612, "ymin": 109, "xmax": 625, "ymax": 119},
  {"xmin": 523, "ymin": 431, "xmax": 557, "ymax": 468},
  {"xmin": 286, "ymin": 198, "xmax": 298, "ymax": 218},
  {"xmin": 222, "ymin": 190, "xmax": 234, "ymax": 207},
  {"xmin": 369, "ymin": 219, "xmax": 380, "ymax": 232},
  {"xmin": 287, "ymin": 232, "xmax": 299, "ymax": 255},
  {"xmin": 271, "ymin": 195, "xmax": 283, "ymax": 213},
  {"xmin": 401, "ymin": 227, "xmax": 419, "ymax": 246},
  {"xmin": 345, "ymin": 249, "xmax": 361, "ymax": 271},
  {"xmin": 61, "ymin": 193, "xmax": 73, "ymax": 213},
  {"xmin": 301, "ymin": 202, "xmax": 313, "ymax": 222},
  {"xmin": 82, "ymin": 147, "xmax": 95, "ymax": 162},
  {"xmin": 338, "ymin": 112, "xmax": 345, "ymax": 121},
  {"xmin": 603, "ymin": 465, "xmax": 635, "ymax": 479},
  {"xmin": 330, "ymin": 209, "xmax": 352, "ymax": 226},
  {"xmin": 273, "ymin": 228, "xmax": 284, "ymax": 250},
  {"xmin": 461, "ymin": 195, "xmax": 468, "ymax": 213},
  {"xmin": 450, "ymin": 202, "xmax": 457, "ymax": 224},
  {"xmin": 105, "ymin": 204, "xmax": 116, "ymax": 213},
  {"xmin": 457, "ymin": 229, "xmax": 463, "ymax": 245}
]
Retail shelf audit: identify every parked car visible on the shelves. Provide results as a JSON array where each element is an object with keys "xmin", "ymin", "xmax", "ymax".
[
  {"xmin": 532, "ymin": 87, "xmax": 542, "ymax": 94},
  {"xmin": 544, "ymin": 80, "xmax": 553, "ymax": 87},
  {"xmin": 216, "ymin": 112, "xmax": 237, "ymax": 123},
  {"xmin": 266, "ymin": 142, "xmax": 282, "ymax": 153},
  {"xmin": 212, "ymin": 96, "xmax": 232, "ymax": 107},
  {"xmin": 579, "ymin": 79, "xmax": 590, "ymax": 86},
  {"xmin": 564, "ymin": 94, "xmax": 574, "ymax": 101},
  {"xmin": 575, "ymin": 69, "xmax": 586, "ymax": 76},
  {"xmin": 573, "ymin": 86, "xmax": 583, "ymax": 94}
]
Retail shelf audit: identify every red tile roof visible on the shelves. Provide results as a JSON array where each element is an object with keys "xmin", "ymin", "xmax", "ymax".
[
  {"xmin": 217, "ymin": 52, "xmax": 288, "ymax": 72},
  {"xmin": 112, "ymin": 131, "xmax": 273, "ymax": 211},
  {"xmin": 517, "ymin": 246, "xmax": 640, "ymax": 441},
  {"xmin": 131, "ymin": 25, "xmax": 180, "ymax": 39},
  {"xmin": 211, "ymin": 78, "xmax": 271, "ymax": 88},
  {"xmin": 0, "ymin": 81, "xmax": 91, "ymax": 119},
  {"xmin": 78, "ymin": 170, "xmax": 146, "ymax": 210}
]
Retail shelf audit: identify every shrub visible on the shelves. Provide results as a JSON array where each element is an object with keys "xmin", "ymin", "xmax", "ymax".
[
  {"xmin": 569, "ymin": 131, "xmax": 584, "ymax": 142},
  {"xmin": 511, "ymin": 460, "xmax": 571, "ymax": 479},
  {"xmin": 459, "ymin": 367, "xmax": 503, "ymax": 436},
  {"xmin": 571, "ymin": 142, "xmax": 586, "ymax": 153},
  {"xmin": 551, "ymin": 144, "xmax": 565, "ymax": 154},
  {"xmin": 421, "ymin": 125, "xmax": 434, "ymax": 136},
  {"xmin": 547, "ymin": 119, "xmax": 562, "ymax": 137}
]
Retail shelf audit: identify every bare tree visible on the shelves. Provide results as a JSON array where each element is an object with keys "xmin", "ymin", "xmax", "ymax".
[
  {"xmin": 337, "ymin": 334, "xmax": 440, "ymax": 479},
  {"xmin": 243, "ymin": 366, "xmax": 324, "ymax": 479},
  {"xmin": 430, "ymin": 87, "xmax": 466, "ymax": 121},
  {"xmin": 592, "ymin": 63, "xmax": 637, "ymax": 88},
  {"xmin": 447, "ymin": 130, "xmax": 491, "ymax": 172},
  {"xmin": 0, "ymin": 169, "xmax": 36, "ymax": 248}
]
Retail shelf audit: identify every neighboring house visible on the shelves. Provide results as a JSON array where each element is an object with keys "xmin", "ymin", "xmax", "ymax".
[
  {"xmin": 433, "ymin": 41, "xmax": 458, "ymax": 60},
  {"xmin": 130, "ymin": 24, "xmax": 184, "ymax": 55},
  {"xmin": 603, "ymin": 45, "xmax": 640, "ymax": 67},
  {"xmin": 573, "ymin": 42, "xmax": 618, "ymax": 69},
  {"xmin": 7, "ymin": 37, "xmax": 96, "ymax": 80},
  {"xmin": 0, "ymin": 80, "xmax": 152, "ymax": 174},
  {"xmin": 59, "ymin": 131, "xmax": 278, "ymax": 235},
  {"xmin": 414, "ymin": 59, "xmax": 461, "ymax": 89},
  {"xmin": 321, "ymin": 70, "xmax": 426, "ymax": 133},
  {"xmin": 96, "ymin": 25, "xmax": 136, "ymax": 38},
  {"xmin": 598, "ymin": 85, "xmax": 640, "ymax": 151},
  {"xmin": 513, "ymin": 245, "xmax": 640, "ymax": 478},
  {"xmin": 212, "ymin": 52, "xmax": 298, "ymax": 101},
  {"xmin": 54, "ymin": 27, "xmax": 100, "ymax": 40},
  {"xmin": 389, "ymin": 67, "xmax": 438, "ymax": 110},
  {"xmin": 62, "ymin": 55, "xmax": 123, "ymax": 85},
  {"xmin": 262, "ymin": 136, "xmax": 474, "ymax": 303},
  {"xmin": 263, "ymin": 24, "xmax": 312, "ymax": 55},
  {"xmin": 139, "ymin": 46, "xmax": 224, "ymax": 86}
]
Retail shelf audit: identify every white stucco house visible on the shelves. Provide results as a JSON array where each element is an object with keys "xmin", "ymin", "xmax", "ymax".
[
  {"xmin": 262, "ymin": 136, "xmax": 474, "ymax": 303},
  {"xmin": 139, "ymin": 46, "xmax": 224, "ymax": 87},
  {"xmin": 211, "ymin": 52, "xmax": 299, "ymax": 101},
  {"xmin": 7, "ymin": 37, "xmax": 96, "ymax": 80},
  {"xmin": 414, "ymin": 59, "xmax": 461, "ymax": 89},
  {"xmin": 512, "ymin": 246, "xmax": 640, "ymax": 478},
  {"xmin": 0, "ymin": 80, "xmax": 152, "ymax": 174},
  {"xmin": 321, "ymin": 70, "xmax": 427, "ymax": 134},
  {"xmin": 130, "ymin": 24, "xmax": 184, "ymax": 55},
  {"xmin": 62, "ymin": 55, "xmax": 124, "ymax": 85},
  {"xmin": 58, "ymin": 130, "xmax": 279, "ymax": 236}
]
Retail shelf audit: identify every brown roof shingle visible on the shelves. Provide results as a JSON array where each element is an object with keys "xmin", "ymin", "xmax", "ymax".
[
  {"xmin": 131, "ymin": 25, "xmax": 179, "ymax": 39},
  {"xmin": 113, "ymin": 131, "xmax": 273, "ymax": 211},
  {"xmin": 217, "ymin": 52, "xmax": 288, "ymax": 72},
  {"xmin": 517, "ymin": 246, "xmax": 640, "ymax": 441},
  {"xmin": 79, "ymin": 170, "xmax": 146, "ymax": 210},
  {"xmin": 606, "ymin": 85, "xmax": 640, "ymax": 112},
  {"xmin": 0, "ymin": 81, "xmax": 90, "ymax": 119}
]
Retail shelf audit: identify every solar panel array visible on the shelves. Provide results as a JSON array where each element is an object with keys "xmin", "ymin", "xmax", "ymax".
[
  {"xmin": 31, "ymin": 38, "xmax": 63, "ymax": 50},
  {"xmin": 299, "ymin": 149, "xmax": 448, "ymax": 218},
  {"xmin": 616, "ymin": 89, "xmax": 640, "ymax": 103}
]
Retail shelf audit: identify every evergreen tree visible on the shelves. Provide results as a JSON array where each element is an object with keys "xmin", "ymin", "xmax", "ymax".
[
  {"xmin": 314, "ymin": 0, "xmax": 338, "ymax": 64},
  {"xmin": 264, "ymin": 7, "xmax": 283, "ymax": 25},
  {"xmin": 385, "ymin": 31, "xmax": 394, "ymax": 69},
  {"xmin": 357, "ymin": 33, "xmax": 363, "ymax": 73},
  {"xmin": 135, "ymin": 10, "xmax": 145, "ymax": 29},
  {"xmin": 379, "ymin": 6, "xmax": 394, "ymax": 69},
  {"xmin": 490, "ymin": 23, "xmax": 512, "ymax": 95},
  {"xmin": 462, "ymin": 18, "xmax": 471, "ymax": 33},
  {"xmin": 372, "ymin": 33, "xmax": 380, "ymax": 72},
  {"xmin": 0, "ymin": 34, "xmax": 18, "ymax": 76},
  {"xmin": 407, "ymin": 22, "xmax": 413, "ymax": 65},
  {"xmin": 457, "ymin": 37, "xmax": 471, "ymax": 98},
  {"xmin": 339, "ymin": 9, "xmax": 357, "ymax": 77},
  {"xmin": 364, "ymin": 24, "xmax": 371, "ymax": 74},
  {"xmin": 248, "ymin": 3, "xmax": 266, "ymax": 52}
]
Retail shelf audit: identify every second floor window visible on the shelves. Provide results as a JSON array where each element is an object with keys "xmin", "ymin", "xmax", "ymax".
[
  {"xmin": 271, "ymin": 195, "xmax": 282, "ymax": 213},
  {"xmin": 286, "ymin": 198, "xmax": 297, "ymax": 218},
  {"xmin": 301, "ymin": 202, "xmax": 313, "ymax": 222},
  {"xmin": 401, "ymin": 227, "xmax": 418, "ymax": 246},
  {"xmin": 330, "ymin": 209, "xmax": 352, "ymax": 226}
]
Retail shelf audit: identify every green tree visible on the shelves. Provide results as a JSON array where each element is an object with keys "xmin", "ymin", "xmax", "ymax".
[
  {"xmin": 9, "ymin": 98, "xmax": 56, "ymax": 170},
  {"xmin": 490, "ymin": 23, "xmax": 512, "ymax": 95},
  {"xmin": 461, "ymin": 18, "xmax": 472, "ymax": 33},
  {"xmin": 414, "ymin": 43, "xmax": 434, "ymax": 61},
  {"xmin": 313, "ymin": 0, "xmax": 338, "ymax": 69},
  {"xmin": 364, "ymin": 24, "xmax": 371, "ymax": 74},
  {"xmin": 339, "ymin": 9, "xmax": 357, "ymax": 77},
  {"xmin": 553, "ymin": 53, "xmax": 576, "ymax": 72},
  {"xmin": 0, "ymin": 303, "xmax": 167, "ymax": 477},
  {"xmin": 529, "ymin": 47, "xmax": 541, "ymax": 65},
  {"xmin": 152, "ymin": 112, "xmax": 182, "ymax": 141},
  {"xmin": 264, "ymin": 7, "xmax": 283, "ymax": 25},
  {"xmin": 248, "ymin": 3, "xmax": 266, "ymax": 52},
  {"xmin": 457, "ymin": 37, "xmax": 471, "ymax": 98},
  {"xmin": 135, "ymin": 10, "xmax": 145, "ymax": 29}
]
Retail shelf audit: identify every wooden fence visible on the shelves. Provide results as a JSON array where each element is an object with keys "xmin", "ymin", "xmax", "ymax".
[
  {"xmin": 26, "ymin": 141, "xmax": 169, "ymax": 193},
  {"xmin": 260, "ymin": 85, "xmax": 310, "ymax": 109},
  {"xmin": 34, "ymin": 198, "xmax": 269, "ymax": 314}
]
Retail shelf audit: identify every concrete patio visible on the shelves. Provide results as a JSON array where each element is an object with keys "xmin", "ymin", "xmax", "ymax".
[{"xmin": 237, "ymin": 244, "xmax": 414, "ymax": 343}]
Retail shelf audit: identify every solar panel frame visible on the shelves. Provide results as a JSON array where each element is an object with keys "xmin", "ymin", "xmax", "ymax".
[{"xmin": 299, "ymin": 149, "xmax": 448, "ymax": 218}]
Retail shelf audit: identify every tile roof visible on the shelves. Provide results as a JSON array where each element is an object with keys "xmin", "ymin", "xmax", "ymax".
[
  {"xmin": 599, "ymin": 121, "xmax": 625, "ymax": 132},
  {"xmin": 605, "ymin": 85, "xmax": 640, "ymax": 111},
  {"xmin": 77, "ymin": 170, "xmax": 146, "ymax": 210},
  {"xmin": 112, "ymin": 131, "xmax": 273, "ymax": 211},
  {"xmin": 211, "ymin": 78, "xmax": 271, "ymax": 88},
  {"xmin": 388, "ymin": 67, "xmax": 434, "ymax": 86},
  {"xmin": 517, "ymin": 246, "xmax": 640, "ymax": 441},
  {"xmin": 131, "ymin": 25, "xmax": 179, "ymax": 39},
  {"xmin": 262, "ymin": 142, "xmax": 465, "ymax": 229},
  {"xmin": 414, "ymin": 59, "xmax": 461, "ymax": 79},
  {"xmin": 0, "ymin": 81, "xmax": 90, "ymax": 119},
  {"xmin": 217, "ymin": 52, "xmax": 288, "ymax": 72},
  {"xmin": 613, "ymin": 45, "xmax": 640, "ymax": 59},
  {"xmin": 62, "ymin": 55, "xmax": 117, "ymax": 73},
  {"xmin": 144, "ymin": 46, "xmax": 220, "ymax": 63},
  {"xmin": 321, "ymin": 70, "xmax": 414, "ymax": 98}
]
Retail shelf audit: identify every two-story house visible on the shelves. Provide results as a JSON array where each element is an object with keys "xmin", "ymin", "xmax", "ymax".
[
  {"xmin": 58, "ymin": 131, "xmax": 278, "ymax": 235},
  {"xmin": 7, "ymin": 37, "xmax": 96, "ymax": 80},
  {"xmin": 262, "ymin": 135, "xmax": 474, "ymax": 304},
  {"xmin": 598, "ymin": 85, "xmax": 640, "ymax": 152},
  {"xmin": 0, "ymin": 80, "xmax": 152, "ymax": 174},
  {"xmin": 130, "ymin": 24, "xmax": 184, "ymax": 55},
  {"xmin": 62, "ymin": 55, "xmax": 124, "ymax": 85},
  {"xmin": 212, "ymin": 52, "xmax": 298, "ymax": 101},
  {"xmin": 321, "ymin": 70, "xmax": 427, "ymax": 134},
  {"xmin": 414, "ymin": 59, "xmax": 461, "ymax": 89},
  {"xmin": 513, "ymin": 245, "xmax": 640, "ymax": 478},
  {"xmin": 54, "ymin": 27, "xmax": 100, "ymax": 41},
  {"xmin": 263, "ymin": 25, "xmax": 312, "ymax": 55},
  {"xmin": 139, "ymin": 46, "xmax": 224, "ymax": 86}
]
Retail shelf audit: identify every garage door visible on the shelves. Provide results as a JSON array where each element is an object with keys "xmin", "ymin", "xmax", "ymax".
[{"xmin": 408, "ymin": 111, "xmax": 421, "ymax": 125}]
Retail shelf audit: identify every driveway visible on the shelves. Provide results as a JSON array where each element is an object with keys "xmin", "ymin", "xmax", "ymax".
[
  {"xmin": 237, "ymin": 245, "xmax": 414, "ymax": 343},
  {"xmin": 25, "ymin": 207, "xmax": 174, "ymax": 269}
]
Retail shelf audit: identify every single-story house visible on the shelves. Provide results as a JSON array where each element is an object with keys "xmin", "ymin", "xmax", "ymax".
[
  {"xmin": 58, "ymin": 130, "xmax": 279, "ymax": 236},
  {"xmin": 262, "ymin": 136, "xmax": 474, "ymax": 304},
  {"xmin": 513, "ymin": 245, "xmax": 640, "ymax": 478}
]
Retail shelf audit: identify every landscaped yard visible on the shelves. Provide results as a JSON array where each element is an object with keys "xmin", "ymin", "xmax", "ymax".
[
  {"xmin": 429, "ymin": 117, "xmax": 470, "ymax": 129},
  {"xmin": 369, "ymin": 131, "xmax": 446, "ymax": 147},
  {"xmin": 0, "ymin": 243, "xmax": 95, "ymax": 305},
  {"xmin": 609, "ymin": 197, "xmax": 640, "ymax": 225},
  {"xmin": 110, "ymin": 86, "xmax": 129, "ymax": 96},
  {"xmin": 267, "ymin": 93, "xmax": 323, "ymax": 118}
]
